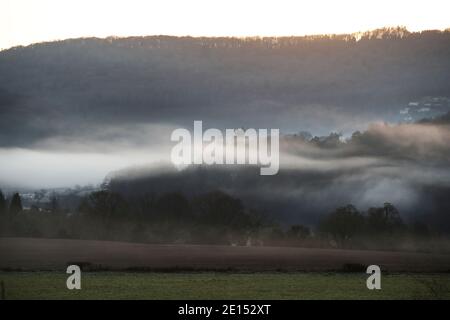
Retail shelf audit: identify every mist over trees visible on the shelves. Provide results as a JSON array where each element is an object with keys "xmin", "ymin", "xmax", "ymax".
[
  {"xmin": 0, "ymin": 188, "xmax": 447, "ymax": 252},
  {"xmin": 104, "ymin": 112, "xmax": 450, "ymax": 233},
  {"xmin": 318, "ymin": 203, "xmax": 408, "ymax": 247}
]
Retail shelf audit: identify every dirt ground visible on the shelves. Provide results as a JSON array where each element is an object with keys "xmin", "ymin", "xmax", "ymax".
[{"xmin": 1, "ymin": 237, "xmax": 450, "ymax": 272}]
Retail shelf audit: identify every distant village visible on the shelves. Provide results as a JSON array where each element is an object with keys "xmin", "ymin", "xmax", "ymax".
[{"xmin": 397, "ymin": 96, "xmax": 450, "ymax": 123}]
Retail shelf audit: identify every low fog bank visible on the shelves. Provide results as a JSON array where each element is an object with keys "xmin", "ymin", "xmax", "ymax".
[
  {"xmin": 0, "ymin": 123, "xmax": 177, "ymax": 188},
  {"xmin": 2, "ymin": 115, "xmax": 450, "ymax": 251},
  {"xmin": 107, "ymin": 113, "xmax": 450, "ymax": 232}
]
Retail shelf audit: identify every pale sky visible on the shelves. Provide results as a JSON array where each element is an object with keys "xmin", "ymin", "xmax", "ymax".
[{"xmin": 1, "ymin": 0, "xmax": 449, "ymax": 50}]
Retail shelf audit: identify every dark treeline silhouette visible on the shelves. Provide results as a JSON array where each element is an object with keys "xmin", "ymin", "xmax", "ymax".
[
  {"xmin": 0, "ymin": 188, "xmax": 446, "ymax": 252},
  {"xmin": 0, "ymin": 191, "xmax": 22, "ymax": 216},
  {"xmin": 318, "ymin": 203, "xmax": 410, "ymax": 249}
]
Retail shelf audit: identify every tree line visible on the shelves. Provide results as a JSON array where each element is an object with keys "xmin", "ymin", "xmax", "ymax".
[
  {"xmin": 0, "ymin": 188, "xmax": 441, "ymax": 250},
  {"xmin": 0, "ymin": 191, "xmax": 23, "ymax": 216}
]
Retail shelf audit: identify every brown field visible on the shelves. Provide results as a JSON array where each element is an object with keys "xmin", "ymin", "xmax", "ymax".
[{"xmin": 1, "ymin": 237, "xmax": 450, "ymax": 272}]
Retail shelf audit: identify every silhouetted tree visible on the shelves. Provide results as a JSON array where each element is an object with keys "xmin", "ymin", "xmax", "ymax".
[
  {"xmin": 311, "ymin": 132, "xmax": 342, "ymax": 148},
  {"xmin": 0, "ymin": 189, "xmax": 6, "ymax": 215},
  {"xmin": 49, "ymin": 194, "xmax": 60, "ymax": 213},
  {"xmin": 366, "ymin": 202, "xmax": 404, "ymax": 234},
  {"xmin": 9, "ymin": 193, "xmax": 23, "ymax": 215},
  {"xmin": 194, "ymin": 191, "xmax": 250, "ymax": 229},
  {"xmin": 79, "ymin": 191, "xmax": 128, "ymax": 223},
  {"xmin": 319, "ymin": 204, "xmax": 364, "ymax": 242},
  {"xmin": 288, "ymin": 224, "xmax": 311, "ymax": 239}
]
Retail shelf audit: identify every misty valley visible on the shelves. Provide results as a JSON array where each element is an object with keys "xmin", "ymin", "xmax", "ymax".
[{"xmin": 1, "ymin": 25, "xmax": 450, "ymax": 301}]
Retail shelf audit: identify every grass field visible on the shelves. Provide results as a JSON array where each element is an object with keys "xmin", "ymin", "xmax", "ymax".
[
  {"xmin": 1, "ymin": 272, "xmax": 450, "ymax": 300},
  {"xmin": 1, "ymin": 238, "xmax": 450, "ymax": 299}
]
